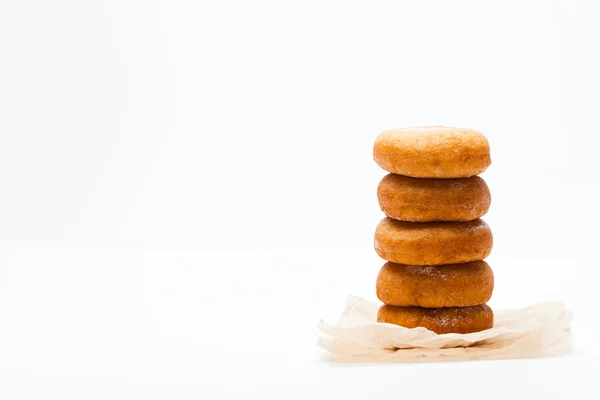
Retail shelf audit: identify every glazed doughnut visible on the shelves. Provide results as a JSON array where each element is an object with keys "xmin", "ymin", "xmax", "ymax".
[
  {"xmin": 377, "ymin": 304, "xmax": 493, "ymax": 334},
  {"xmin": 374, "ymin": 218, "xmax": 492, "ymax": 265},
  {"xmin": 373, "ymin": 126, "xmax": 491, "ymax": 178},
  {"xmin": 376, "ymin": 261, "xmax": 494, "ymax": 307},
  {"xmin": 377, "ymin": 174, "xmax": 491, "ymax": 222}
]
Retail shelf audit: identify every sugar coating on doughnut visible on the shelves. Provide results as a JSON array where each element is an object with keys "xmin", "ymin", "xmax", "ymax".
[
  {"xmin": 374, "ymin": 218, "xmax": 492, "ymax": 265},
  {"xmin": 373, "ymin": 126, "xmax": 491, "ymax": 178},
  {"xmin": 377, "ymin": 174, "xmax": 491, "ymax": 222},
  {"xmin": 376, "ymin": 261, "xmax": 494, "ymax": 307},
  {"xmin": 377, "ymin": 304, "xmax": 494, "ymax": 334}
]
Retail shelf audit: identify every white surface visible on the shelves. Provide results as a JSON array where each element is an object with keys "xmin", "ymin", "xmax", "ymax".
[
  {"xmin": 0, "ymin": 244, "xmax": 597, "ymax": 399},
  {"xmin": 1, "ymin": 0, "xmax": 600, "ymax": 398}
]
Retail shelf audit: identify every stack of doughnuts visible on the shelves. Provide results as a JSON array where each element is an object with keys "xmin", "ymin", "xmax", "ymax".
[{"xmin": 373, "ymin": 127, "xmax": 494, "ymax": 334}]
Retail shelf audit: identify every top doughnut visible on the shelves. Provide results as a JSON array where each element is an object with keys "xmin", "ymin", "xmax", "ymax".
[{"xmin": 373, "ymin": 126, "xmax": 491, "ymax": 178}]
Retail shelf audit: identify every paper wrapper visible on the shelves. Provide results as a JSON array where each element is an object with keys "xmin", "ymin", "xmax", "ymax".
[{"xmin": 317, "ymin": 296, "xmax": 572, "ymax": 362}]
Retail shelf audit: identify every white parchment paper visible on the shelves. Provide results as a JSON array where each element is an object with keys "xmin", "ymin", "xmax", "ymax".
[{"xmin": 317, "ymin": 296, "xmax": 572, "ymax": 361}]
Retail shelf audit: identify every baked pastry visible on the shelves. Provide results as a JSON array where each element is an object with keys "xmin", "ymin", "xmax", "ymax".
[
  {"xmin": 376, "ymin": 261, "xmax": 494, "ymax": 307},
  {"xmin": 377, "ymin": 173, "xmax": 491, "ymax": 222},
  {"xmin": 373, "ymin": 126, "xmax": 491, "ymax": 178},
  {"xmin": 377, "ymin": 304, "xmax": 494, "ymax": 334},
  {"xmin": 374, "ymin": 218, "xmax": 492, "ymax": 265}
]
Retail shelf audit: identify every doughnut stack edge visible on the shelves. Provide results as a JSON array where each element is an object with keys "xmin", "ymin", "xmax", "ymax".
[{"xmin": 372, "ymin": 126, "xmax": 494, "ymax": 334}]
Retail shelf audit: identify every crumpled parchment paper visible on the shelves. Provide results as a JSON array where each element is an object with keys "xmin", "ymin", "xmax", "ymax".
[{"xmin": 317, "ymin": 296, "xmax": 572, "ymax": 362}]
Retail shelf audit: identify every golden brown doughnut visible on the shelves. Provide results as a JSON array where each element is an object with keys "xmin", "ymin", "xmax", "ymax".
[
  {"xmin": 377, "ymin": 304, "xmax": 494, "ymax": 334},
  {"xmin": 377, "ymin": 174, "xmax": 491, "ymax": 222},
  {"xmin": 373, "ymin": 126, "xmax": 491, "ymax": 178},
  {"xmin": 376, "ymin": 261, "xmax": 494, "ymax": 307},
  {"xmin": 374, "ymin": 218, "xmax": 492, "ymax": 265}
]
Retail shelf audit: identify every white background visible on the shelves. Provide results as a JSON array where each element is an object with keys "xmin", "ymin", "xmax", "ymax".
[{"xmin": 1, "ymin": 0, "xmax": 599, "ymax": 398}]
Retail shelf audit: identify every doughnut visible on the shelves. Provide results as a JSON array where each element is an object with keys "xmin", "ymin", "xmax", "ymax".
[
  {"xmin": 377, "ymin": 173, "xmax": 491, "ymax": 222},
  {"xmin": 374, "ymin": 218, "xmax": 492, "ymax": 265},
  {"xmin": 377, "ymin": 304, "xmax": 494, "ymax": 334},
  {"xmin": 373, "ymin": 126, "xmax": 491, "ymax": 178},
  {"xmin": 376, "ymin": 261, "xmax": 494, "ymax": 307}
]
